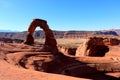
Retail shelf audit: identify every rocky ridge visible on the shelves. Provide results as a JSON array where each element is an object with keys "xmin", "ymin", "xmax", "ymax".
[
  {"xmin": 0, "ymin": 29, "xmax": 119, "ymax": 40},
  {"xmin": 0, "ymin": 19, "xmax": 120, "ymax": 80}
]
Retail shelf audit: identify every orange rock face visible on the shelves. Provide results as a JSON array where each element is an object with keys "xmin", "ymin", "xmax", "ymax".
[
  {"xmin": 103, "ymin": 38, "xmax": 120, "ymax": 45},
  {"xmin": 24, "ymin": 19, "xmax": 58, "ymax": 54},
  {"xmin": 76, "ymin": 37, "xmax": 120, "ymax": 57}
]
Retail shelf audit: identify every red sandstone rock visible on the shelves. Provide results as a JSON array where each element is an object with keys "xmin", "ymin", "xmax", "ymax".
[
  {"xmin": 76, "ymin": 37, "xmax": 120, "ymax": 57},
  {"xmin": 24, "ymin": 19, "xmax": 57, "ymax": 46},
  {"xmin": 0, "ymin": 41, "xmax": 120, "ymax": 79},
  {"xmin": 0, "ymin": 19, "xmax": 120, "ymax": 80},
  {"xmin": 24, "ymin": 19, "xmax": 58, "ymax": 54}
]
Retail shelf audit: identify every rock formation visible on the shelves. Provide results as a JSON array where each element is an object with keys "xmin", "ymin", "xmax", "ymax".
[
  {"xmin": 0, "ymin": 30, "xmax": 119, "ymax": 40},
  {"xmin": 57, "ymin": 45, "xmax": 76, "ymax": 55},
  {"xmin": 75, "ymin": 37, "xmax": 120, "ymax": 57},
  {"xmin": 24, "ymin": 19, "xmax": 58, "ymax": 54},
  {"xmin": 1, "ymin": 19, "xmax": 120, "ymax": 79},
  {"xmin": 4, "ymin": 43, "xmax": 120, "ymax": 79}
]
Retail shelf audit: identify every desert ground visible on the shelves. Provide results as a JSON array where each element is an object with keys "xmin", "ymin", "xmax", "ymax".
[
  {"xmin": 0, "ymin": 38, "xmax": 120, "ymax": 80},
  {"xmin": 0, "ymin": 19, "xmax": 120, "ymax": 80},
  {"xmin": 0, "ymin": 42, "xmax": 90, "ymax": 80}
]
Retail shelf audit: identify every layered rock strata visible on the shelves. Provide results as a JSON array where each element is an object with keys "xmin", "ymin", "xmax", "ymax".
[
  {"xmin": 76, "ymin": 37, "xmax": 120, "ymax": 56},
  {"xmin": 24, "ymin": 19, "xmax": 58, "ymax": 54}
]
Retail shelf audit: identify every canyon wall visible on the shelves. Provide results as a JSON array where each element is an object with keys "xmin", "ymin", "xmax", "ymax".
[
  {"xmin": 75, "ymin": 37, "xmax": 120, "ymax": 57},
  {"xmin": 0, "ymin": 30, "xmax": 119, "ymax": 40}
]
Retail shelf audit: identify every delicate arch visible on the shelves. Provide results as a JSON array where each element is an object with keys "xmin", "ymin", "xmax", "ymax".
[{"xmin": 24, "ymin": 19, "xmax": 57, "ymax": 47}]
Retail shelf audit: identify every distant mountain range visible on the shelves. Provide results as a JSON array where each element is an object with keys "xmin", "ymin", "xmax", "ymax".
[
  {"xmin": 110, "ymin": 29, "xmax": 120, "ymax": 35},
  {"xmin": 0, "ymin": 29, "xmax": 120, "ymax": 40},
  {"xmin": 0, "ymin": 30, "xmax": 18, "ymax": 32}
]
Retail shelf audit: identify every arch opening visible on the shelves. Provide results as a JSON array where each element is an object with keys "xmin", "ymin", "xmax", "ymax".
[
  {"xmin": 34, "ymin": 27, "xmax": 45, "ymax": 45},
  {"xmin": 24, "ymin": 19, "xmax": 58, "ymax": 54}
]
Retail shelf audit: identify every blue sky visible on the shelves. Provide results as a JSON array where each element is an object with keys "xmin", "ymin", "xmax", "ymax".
[{"xmin": 0, "ymin": 0, "xmax": 120, "ymax": 31}]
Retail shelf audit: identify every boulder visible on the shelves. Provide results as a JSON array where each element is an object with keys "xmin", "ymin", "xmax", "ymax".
[{"xmin": 75, "ymin": 37, "xmax": 120, "ymax": 57}]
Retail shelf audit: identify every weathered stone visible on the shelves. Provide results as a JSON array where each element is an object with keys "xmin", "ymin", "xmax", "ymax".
[
  {"xmin": 57, "ymin": 45, "xmax": 76, "ymax": 55},
  {"xmin": 103, "ymin": 38, "xmax": 120, "ymax": 45},
  {"xmin": 1, "ymin": 39, "xmax": 120, "ymax": 79},
  {"xmin": 75, "ymin": 37, "xmax": 120, "ymax": 57},
  {"xmin": 24, "ymin": 19, "xmax": 58, "ymax": 54}
]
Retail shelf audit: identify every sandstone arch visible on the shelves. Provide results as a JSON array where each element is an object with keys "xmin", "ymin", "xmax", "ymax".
[{"xmin": 24, "ymin": 19, "xmax": 58, "ymax": 54}]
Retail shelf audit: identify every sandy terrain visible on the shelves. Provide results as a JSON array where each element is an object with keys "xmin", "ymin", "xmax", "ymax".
[
  {"xmin": 0, "ymin": 43, "xmax": 89, "ymax": 80},
  {"xmin": 0, "ymin": 60, "xmax": 89, "ymax": 80},
  {"xmin": 0, "ymin": 42, "xmax": 120, "ymax": 80}
]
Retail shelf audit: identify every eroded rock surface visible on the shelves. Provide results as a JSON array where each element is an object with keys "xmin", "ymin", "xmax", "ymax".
[
  {"xmin": 24, "ymin": 19, "xmax": 58, "ymax": 54},
  {"xmin": 0, "ymin": 19, "xmax": 120, "ymax": 80},
  {"xmin": 76, "ymin": 37, "xmax": 120, "ymax": 57},
  {"xmin": 1, "ymin": 42, "xmax": 119, "ymax": 79}
]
